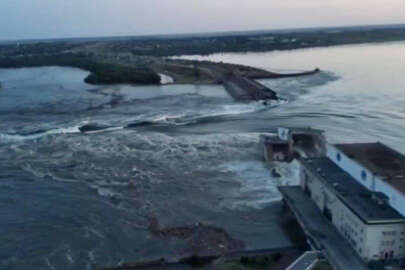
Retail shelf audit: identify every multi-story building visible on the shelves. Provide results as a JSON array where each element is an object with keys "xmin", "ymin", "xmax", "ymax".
[
  {"xmin": 327, "ymin": 143, "xmax": 405, "ymax": 216},
  {"xmin": 299, "ymin": 142, "xmax": 405, "ymax": 262}
]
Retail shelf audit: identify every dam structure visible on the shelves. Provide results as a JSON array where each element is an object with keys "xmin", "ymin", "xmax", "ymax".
[
  {"xmin": 221, "ymin": 68, "xmax": 319, "ymax": 102},
  {"xmin": 222, "ymin": 74, "xmax": 278, "ymax": 101}
]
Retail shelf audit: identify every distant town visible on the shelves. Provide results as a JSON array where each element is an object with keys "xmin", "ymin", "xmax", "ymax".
[{"xmin": 1, "ymin": 24, "xmax": 405, "ymax": 86}]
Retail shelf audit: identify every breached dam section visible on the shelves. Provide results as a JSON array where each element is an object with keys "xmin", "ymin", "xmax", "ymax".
[
  {"xmin": 223, "ymin": 75, "xmax": 278, "ymax": 101},
  {"xmin": 221, "ymin": 68, "xmax": 319, "ymax": 102},
  {"xmin": 2, "ymin": 42, "xmax": 405, "ymax": 270}
]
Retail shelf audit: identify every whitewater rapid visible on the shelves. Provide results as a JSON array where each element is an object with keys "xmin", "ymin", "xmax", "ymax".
[{"xmin": 2, "ymin": 42, "xmax": 405, "ymax": 270}]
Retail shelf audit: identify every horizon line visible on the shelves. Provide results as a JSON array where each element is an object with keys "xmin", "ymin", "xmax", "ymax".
[{"xmin": 1, "ymin": 22, "xmax": 405, "ymax": 44}]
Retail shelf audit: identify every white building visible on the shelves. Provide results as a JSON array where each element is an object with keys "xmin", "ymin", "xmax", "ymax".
[
  {"xmin": 327, "ymin": 143, "xmax": 405, "ymax": 217},
  {"xmin": 300, "ymin": 155, "xmax": 405, "ymax": 262}
]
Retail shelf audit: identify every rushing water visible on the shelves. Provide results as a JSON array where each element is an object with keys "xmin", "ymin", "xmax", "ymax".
[{"xmin": 1, "ymin": 42, "xmax": 405, "ymax": 270}]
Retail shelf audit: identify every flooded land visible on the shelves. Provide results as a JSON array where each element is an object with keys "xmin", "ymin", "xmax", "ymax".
[{"xmin": 1, "ymin": 35, "xmax": 405, "ymax": 269}]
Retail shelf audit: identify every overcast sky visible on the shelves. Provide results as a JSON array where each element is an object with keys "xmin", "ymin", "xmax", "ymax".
[{"xmin": 1, "ymin": 0, "xmax": 405, "ymax": 40}]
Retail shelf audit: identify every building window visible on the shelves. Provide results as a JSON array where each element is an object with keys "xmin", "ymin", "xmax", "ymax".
[
  {"xmin": 337, "ymin": 153, "xmax": 341, "ymax": 162},
  {"xmin": 361, "ymin": 170, "xmax": 367, "ymax": 181}
]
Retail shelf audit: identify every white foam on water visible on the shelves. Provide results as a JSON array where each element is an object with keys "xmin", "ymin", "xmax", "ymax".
[
  {"xmin": 152, "ymin": 113, "xmax": 187, "ymax": 124},
  {"xmin": 45, "ymin": 126, "xmax": 81, "ymax": 135},
  {"xmin": 138, "ymin": 102, "xmax": 269, "ymax": 127},
  {"xmin": 222, "ymin": 103, "xmax": 265, "ymax": 115},
  {"xmin": 194, "ymin": 99, "xmax": 287, "ymax": 119},
  {"xmin": 82, "ymin": 126, "xmax": 124, "ymax": 134},
  {"xmin": 20, "ymin": 163, "xmax": 47, "ymax": 178},
  {"xmin": 0, "ymin": 133, "xmax": 26, "ymax": 142},
  {"xmin": 49, "ymin": 175, "xmax": 78, "ymax": 183},
  {"xmin": 45, "ymin": 257, "xmax": 56, "ymax": 270},
  {"xmin": 218, "ymin": 159, "xmax": 300, "ymax": 210},
  {"xmin": 158, "ymin": 73, "xmax": 174, "ymax": 84},
  {"xmin": 44, "ymin": 243, "xmax": 76, "ymax": 270},
  {"xmin": 0, "ymin": 125, "xmax": 81, "ymax": 142},
  {"xmin": 65, "ymin": 248, "xmax": 74, "ymax": 264},
  {"xmin": 84, "ymin": 226, "xmax": 106, "ymax": 240},
  {"xmin": 88, "ymin": 250, "xmax": 96, "ymax": 263},
  {"xmin": 20, "ymin": 164, "xmax": 78, "ymax": 183},
  {"xmin": 87, "ymin": 183, "xmax": 120, "ymax": 199},
  {"xmin": 94, "ymin": 180, "xmax": 131, "ymax": 187}
]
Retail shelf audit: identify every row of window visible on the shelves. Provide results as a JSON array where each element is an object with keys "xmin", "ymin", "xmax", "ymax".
[
  {"xmin": 342, "ymin": 223, "xmax": 359, "ymax": 238},
  {"xmin": 342, "ymin": 229, "xmax": 358, "ymax": 248},
  {"xmin": 341, "ymin": 222, "xmax": 363, "ymax": 248}
]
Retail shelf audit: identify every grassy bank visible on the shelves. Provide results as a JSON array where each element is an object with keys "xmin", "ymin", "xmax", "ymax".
[{"xmin": 0, "ymin": 53, "xmax": 161, "ymax": 85}]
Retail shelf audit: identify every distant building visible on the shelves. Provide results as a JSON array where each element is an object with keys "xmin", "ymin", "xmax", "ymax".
[{"xmin": 298, "ymin": 142, "xmax": 405, "ymax": 262}]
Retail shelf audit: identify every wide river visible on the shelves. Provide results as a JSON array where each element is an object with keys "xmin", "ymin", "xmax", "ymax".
[{"xmin": 1, "ymin": 42, "xmax": 404, "ymax": 270}]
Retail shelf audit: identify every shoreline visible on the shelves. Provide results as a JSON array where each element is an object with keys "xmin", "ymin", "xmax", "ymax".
[
  {"xmin": 0, "ymin": 53, "xmax": 320, "ymax": 87},
  {"xmin": 168, "ymin": 38, "xmax": 405, "ymax": 58},
  {"xmin": 1, "ymin": 25, "xmax": 404, "ymax": 86}
]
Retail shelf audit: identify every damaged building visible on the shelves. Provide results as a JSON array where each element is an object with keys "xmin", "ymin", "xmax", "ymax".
[{"xmin": 260, "ymin": 127, "xmax": 327, "ymax": 162}]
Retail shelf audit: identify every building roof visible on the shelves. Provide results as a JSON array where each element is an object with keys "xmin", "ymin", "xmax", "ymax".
[
  {"xmin": 335, "ymin": 143, "xmax": 405, "ymax": 195},
  {"xmin": 301, "ymin": 157, "xmax": 405, "ymax": 224}
]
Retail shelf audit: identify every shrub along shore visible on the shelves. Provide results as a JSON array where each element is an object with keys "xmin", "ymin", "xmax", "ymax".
[{"xmin": 0, "ymin": 53, "xmax": 161, "ymax": 85}]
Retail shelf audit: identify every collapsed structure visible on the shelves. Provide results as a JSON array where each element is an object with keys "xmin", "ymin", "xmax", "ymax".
[
  {"xmin": 272, "ymin": 128, "xmax": 405, "ymax": 264},
  {"xmin": 261, "ymin": 127, "xmax": 326, "ymax": 162},
  {"xmin": 223, "ymin": 75, "xmax": 278, "ymax": 101}
]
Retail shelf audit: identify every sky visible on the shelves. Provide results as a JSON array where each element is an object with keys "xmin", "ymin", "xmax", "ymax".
[{"xmin": 1, "ymin": 0, "xmax": 405, "ymax": 40}]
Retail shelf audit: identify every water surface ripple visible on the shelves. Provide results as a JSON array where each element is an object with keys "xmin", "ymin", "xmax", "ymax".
[{"xmin": 1, "ymin": 42, "xmax": 405, "ymax": 269}]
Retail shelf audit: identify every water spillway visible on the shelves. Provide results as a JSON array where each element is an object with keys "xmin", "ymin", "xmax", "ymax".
[{"xmin": 223, "ymin": 75, "xmax": 278, "ymax": 101}]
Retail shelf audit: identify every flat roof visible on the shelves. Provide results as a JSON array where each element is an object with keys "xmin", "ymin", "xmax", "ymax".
[
  {"xmin": 335, "ymin": 143, "xmax": 405, "ymax": 195},
  {"xmin": 301, "ymin": 157, "xmax": 405, "ymax": 224}
]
